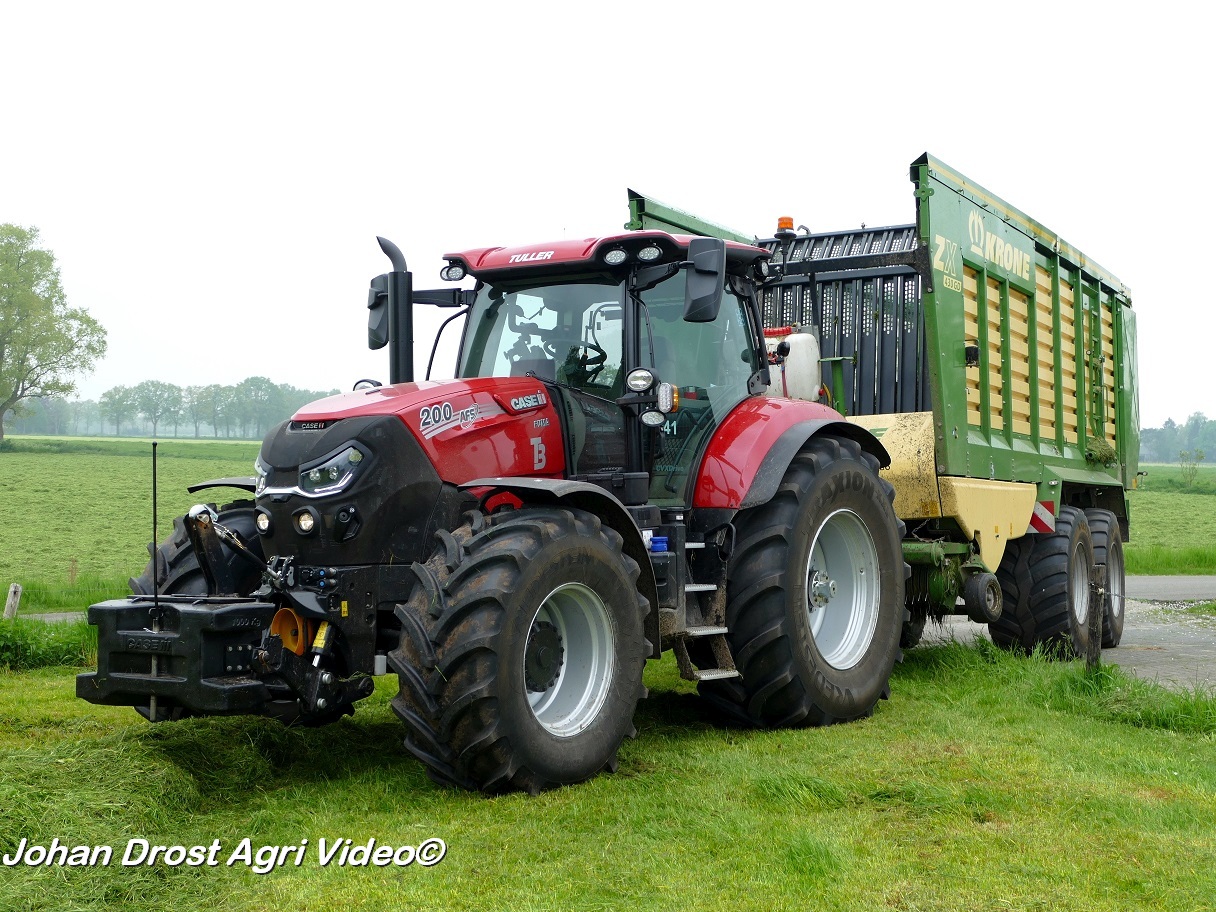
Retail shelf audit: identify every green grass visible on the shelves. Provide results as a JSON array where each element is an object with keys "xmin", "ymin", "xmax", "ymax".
[
  {"xmin": 1124, "ymin": 487, "xmax": 1216, "ymax": 573},
  {"xmin": 1, "ymin": 644, "xmax": 1214, "ymax": 911},
  {"xmin": 1135, "ymin": 461, "xmax": 1216, "ymax": 495},
  {"xmin": 0, "ymin": 618, "xmax": 96, "ymax": 670}
]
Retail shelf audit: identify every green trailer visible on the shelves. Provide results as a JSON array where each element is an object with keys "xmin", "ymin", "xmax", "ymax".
[{"xmin": 630, "ymin": 153, "xmax": 1138, "ymax": 656}]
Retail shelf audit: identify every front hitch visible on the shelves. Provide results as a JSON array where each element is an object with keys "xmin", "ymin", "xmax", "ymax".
[{"xmin": 254, "ymin": 634, "xmax": 374, "ymax": 715}]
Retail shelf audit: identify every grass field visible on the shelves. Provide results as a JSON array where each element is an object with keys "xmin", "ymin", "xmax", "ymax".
[
  {"xmin": 1124, "ymin": 463, "xmax": 1216, "ymax": 573},
  {"xmin": 0, "ymin": 437, "xmax": 259, "ymax": 609},
  {"xmin": 1, "ymin": 440, "xmax": 1213, "ymax": 611}
]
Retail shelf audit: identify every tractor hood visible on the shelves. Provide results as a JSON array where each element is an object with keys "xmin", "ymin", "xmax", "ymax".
[{"xmin": 287, "ymin": 377, "xmax": 568, "ymax": 487}]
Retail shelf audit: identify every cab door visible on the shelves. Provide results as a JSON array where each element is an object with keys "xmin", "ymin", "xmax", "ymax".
[{"xmin": 639, "ymin": 276, "xmax": 762, "ymax": 506}]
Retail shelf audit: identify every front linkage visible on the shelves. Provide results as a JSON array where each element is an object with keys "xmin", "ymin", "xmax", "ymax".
[{"xmin": 77, "ymin": 506, "xmax": 375, "ymax": 724}]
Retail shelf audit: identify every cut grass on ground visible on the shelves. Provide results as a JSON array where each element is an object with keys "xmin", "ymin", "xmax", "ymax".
[{"xmin": 1, "ymin": 642, "xmax": 1213, "ymax": 912}]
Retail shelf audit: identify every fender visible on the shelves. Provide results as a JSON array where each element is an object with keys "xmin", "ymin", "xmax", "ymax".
[
  {"xmin": 693, "ymin": 397, "xmax": 890, "ymax": 511},
  {"xmin": 461, "ymin": 477, "xmax": 661, "ymax": 659},
  {"xmin": 186, "ymin": 476, "xmax": 257, "ymax": 495}
]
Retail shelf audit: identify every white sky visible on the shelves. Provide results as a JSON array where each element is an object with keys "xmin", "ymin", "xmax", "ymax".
[{"xmin": 2, "ymin": 0, "xmax": 1208, "ymax": 429}]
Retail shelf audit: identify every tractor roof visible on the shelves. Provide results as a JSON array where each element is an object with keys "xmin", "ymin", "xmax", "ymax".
[{"xmin": 444, "ymin": 230, "xmax": 767, "ymax": 283}]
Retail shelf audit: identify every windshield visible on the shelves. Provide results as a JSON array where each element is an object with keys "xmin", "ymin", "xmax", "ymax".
[
  {"xmin": 455, "ymin": 269, "xmax": 761, "ymax": 505},
  {"xmin": 457, "ymin": 279, "xmax": 624, "ymax": 398}
]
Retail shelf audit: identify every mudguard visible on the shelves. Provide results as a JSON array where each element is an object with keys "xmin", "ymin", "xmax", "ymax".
[
  {"xmin": 693, "ymin": 397, "xmax": 890, "ymax": 511},
  {"xmin": 186, "ymin": 476, "xmax": 257, "ymax": 495}
]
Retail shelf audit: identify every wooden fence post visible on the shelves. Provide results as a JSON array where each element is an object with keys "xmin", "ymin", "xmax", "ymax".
[{"xmin": 3, "ymin": 583, "xmax": 21, "ymax": 620}]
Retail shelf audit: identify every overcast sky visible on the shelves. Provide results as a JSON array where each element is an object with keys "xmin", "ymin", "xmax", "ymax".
[{"xmin": 2, "ymin": 1, "xmax": 1207, "ymax": 429}]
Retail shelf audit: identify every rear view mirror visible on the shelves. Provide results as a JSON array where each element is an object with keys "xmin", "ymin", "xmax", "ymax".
[
  {"xmin": 367, "ymin": 274, "xmax": 389, "ymax": 350},
  {"xmin": 683, "ymin": 237, "xmax": 726, "ymax": 323}
]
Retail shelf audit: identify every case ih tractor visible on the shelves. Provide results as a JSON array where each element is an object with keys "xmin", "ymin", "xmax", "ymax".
[{"xmin": 79, "ymin": 154, "xmax": 1136, "ymax": 794}]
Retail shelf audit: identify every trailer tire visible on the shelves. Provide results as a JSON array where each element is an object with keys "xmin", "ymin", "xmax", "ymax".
[
  {"xmin": 1085, "ymin": 508, "xmax": 1125, "ymax": 648},
  {"xmin": 990, "ymin": 506, "xmax": 1094, "ymax": 657},
  {"xmin": 390, "ymin": 507, "xmax": 650, "ymax": 794},
  {"xmin": 706, "ymin": 435, "xmax": 906, "ymax": 727},
  {"xmin": 129, "ymin": 500, "xmax": 264, "ymax": 597}
]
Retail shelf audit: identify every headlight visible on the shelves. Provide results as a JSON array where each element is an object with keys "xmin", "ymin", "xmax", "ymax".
[
  {"xmin": 625, "ymin": 368, "xmax": 655, "ymax": 392},
  {"xmin": 299, "ymin": 445, "xmax": 367, "ymax": 496},
  {"xmin": 254, "ymin": 454, "xmax": 269, "ymax": 493}
]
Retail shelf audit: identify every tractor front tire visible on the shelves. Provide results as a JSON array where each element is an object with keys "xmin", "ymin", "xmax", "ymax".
[
  {"xmin": 129, "ymin": 500, "xmax": 264, "ymax": 597},
  {"xmin": 990, "ymin": 506, "xmax": 1094, "ymax": 657},
  {"xmin": 710, "ymin": 434, "xmax": 907, "ymax": 727},
  {"xmin": 1085, "ymin": 508, "xmax": 1126, "ymax": 648},
  {"xmin": 390, "ymin": 507, "xmax": 650, "ymax": 794}
]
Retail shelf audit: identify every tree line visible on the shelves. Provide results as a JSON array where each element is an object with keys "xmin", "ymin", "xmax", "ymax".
[
  {"xmin": 5, "ymin": 378, "xmax": 340, "ymax": 440},
  {"xmin": 1139, "ymin": 413, "xmax": 1212, "ymax": 465}
]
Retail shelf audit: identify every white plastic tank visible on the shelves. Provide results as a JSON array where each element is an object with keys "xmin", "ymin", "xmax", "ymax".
[{"xmin": 763, "ymin": 325, "xmax": 822, "ymax": 402}]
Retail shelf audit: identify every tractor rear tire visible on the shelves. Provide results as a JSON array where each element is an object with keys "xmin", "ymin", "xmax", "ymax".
[
  {"xmin": 990, "ymin": 506, "xmax": 1094, "ymax": 657},
  {"xmin": 1085, "ymin": 508, "xmax": 1125, "ymax": 648},
  {"xmin": 129, "ymin": 500, "xmax": 264, "ymax": 597},
  {"xmin": 705, "ymin": 434, "xmax": 906, "ymax": 727},
  {"xmin": 390, "ymin": 507, "xmax": 650, "ymax": 794}
]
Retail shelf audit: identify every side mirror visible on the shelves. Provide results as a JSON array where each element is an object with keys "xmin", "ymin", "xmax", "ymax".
[
  {"xmin": 367, "ymin": 274, "xmax": 389, "ymax": 350},
  {"xmin": 683, "ymin": 237, "xmax": 726, "ymax": 323},
  {"xmin": 367, "ymin": 237, "xmax": 415, "ymax": 384}
]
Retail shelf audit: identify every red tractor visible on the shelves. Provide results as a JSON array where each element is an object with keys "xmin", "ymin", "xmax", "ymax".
[{"xmin": 79, "ymin": 229, "xmax": 906, "ymax": 794}]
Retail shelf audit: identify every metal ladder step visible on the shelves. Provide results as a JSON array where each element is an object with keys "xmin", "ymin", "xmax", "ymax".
[
  {"xmin": 685, "ymin": 583, "xmax": 717, "ymax": 593},
  {"xmin": 685, "ymin": 541, "xmax": 706, "ymax": 549},
  {"xmin": 686, "ymin": 625, "xmax": 728, "ymax": 637},
  {"xmin": 693, "ymin": 667, "xmax": 740, "ymax": 682}
]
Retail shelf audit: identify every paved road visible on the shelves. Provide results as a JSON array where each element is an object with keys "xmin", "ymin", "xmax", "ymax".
[
  {"xmin": 1126, "ymin": 575, "xmax": 1216, "ymax": 601},
  {"xmin": 925, "ymin": 585, "xmax": 1216, "ymax": 691}
]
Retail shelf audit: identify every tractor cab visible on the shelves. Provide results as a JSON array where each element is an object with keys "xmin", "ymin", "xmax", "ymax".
[{"xmin": 438, "ymin": 232, "xmax": 772, "ymax": 505}]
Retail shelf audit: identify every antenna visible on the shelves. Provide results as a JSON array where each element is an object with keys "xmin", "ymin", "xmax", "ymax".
[
  {"xmin": 152, "ymin": 442, "xmax": 159, "ymax": 606},
  {"xmin": 150, "ymin": 441, "xmax": 160, "ymax": 722}
]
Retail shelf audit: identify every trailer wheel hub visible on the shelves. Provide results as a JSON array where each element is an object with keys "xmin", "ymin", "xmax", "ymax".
[{"xmin": 525, "ymin": 621, "xmax": 564, "ymax": 692}]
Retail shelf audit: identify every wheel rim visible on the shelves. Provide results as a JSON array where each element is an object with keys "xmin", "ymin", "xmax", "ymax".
[
  {"xmin": 524, "ymin": 583, "xmax": 615, "ymax": 737},
  {"xmin": 804, "ymin": 509, "xmax": 881, "ymax": 670},
  {"xmin": 1072, "ymin": 543, "xmax": 1091, "ymax": 625},
  {"xmin": 1108, "ymin": 545, "xmax": 1125, "ymax": 622}
]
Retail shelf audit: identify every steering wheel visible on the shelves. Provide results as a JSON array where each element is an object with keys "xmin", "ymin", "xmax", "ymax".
[
  {"xmin": 542, "ymin": 338, "xmax": 608, "ymax": 367},
  {"xmin": 542, "ymin": 338, "xmax": 609, "ymax": 384}
]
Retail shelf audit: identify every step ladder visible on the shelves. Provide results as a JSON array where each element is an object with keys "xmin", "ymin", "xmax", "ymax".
[{"xmin": 672, "ymin": 566, "xmax": 740, "ymax": 681}]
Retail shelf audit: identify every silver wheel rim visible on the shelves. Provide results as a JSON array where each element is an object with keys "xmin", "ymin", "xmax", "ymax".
[
  {"xmin": 1072, "ymin": 543, "xmax": 1091, "ymax": 625},
  {"xmin": 524, "ymin": 583, "xmax": 615, "ymax": 737},
  {"xmin": 1108, "ymin": 545, "xmax": 1124, "ymax": 622},
  {"xmin": 804, "ymin": 509, "xmax": 881, "ymax": 670}
]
